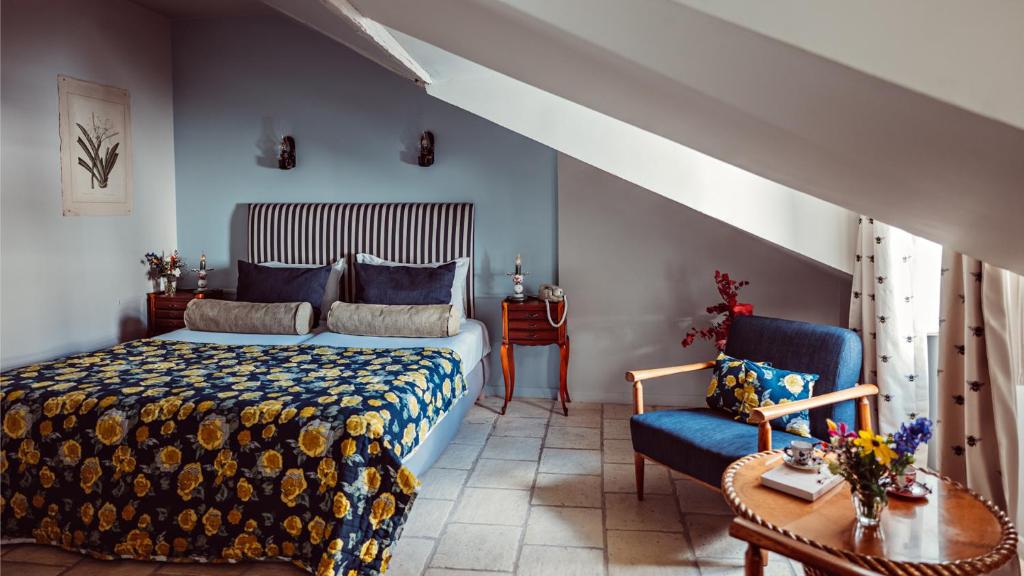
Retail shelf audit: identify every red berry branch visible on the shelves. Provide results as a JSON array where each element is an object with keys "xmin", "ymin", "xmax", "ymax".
[{"xmin": 682, "ymin": 270, "xmax": 753, "ymax": 351}]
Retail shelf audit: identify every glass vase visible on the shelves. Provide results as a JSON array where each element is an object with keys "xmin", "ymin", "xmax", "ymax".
[
  {"xmin": 162, "ymin": 276, "xmax": 177, "ymax": 297},
  {"xmin": 852, "ymin": 489, "xmax": 887, "ymax": 528}
]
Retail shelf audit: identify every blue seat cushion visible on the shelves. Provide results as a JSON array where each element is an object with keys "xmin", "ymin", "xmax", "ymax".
[{"xmin": 630, "ymin": 408, "xmax": 821, "ymax": 488}]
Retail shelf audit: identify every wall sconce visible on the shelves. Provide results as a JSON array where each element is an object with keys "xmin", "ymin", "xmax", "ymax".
[
  {"xmin": 418, "ymin": 131, "xmax": 434, "ymax": 167},
  {"xmin": 278, "ymin": 136, "xmax": 296, "ymax": 170}
]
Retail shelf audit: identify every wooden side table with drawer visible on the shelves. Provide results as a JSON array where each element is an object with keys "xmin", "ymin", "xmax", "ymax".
[
  {"xmin": 147, "ymin": 289, "xmax": 223, "ymax": 337},
  {"xmin": 500, "ymin": 296, "xmax": 570, "ymax": 416}
]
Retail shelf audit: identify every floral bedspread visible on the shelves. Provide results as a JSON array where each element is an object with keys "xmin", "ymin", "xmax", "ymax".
[{"xmin": 0, "ymin": 339, "xmax": 465, "ymax": 576}]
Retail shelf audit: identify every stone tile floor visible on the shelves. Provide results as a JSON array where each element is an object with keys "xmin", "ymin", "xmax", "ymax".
[{"xmin": 1, "ymin": 398, "xmax": 805, "ymax": 576}]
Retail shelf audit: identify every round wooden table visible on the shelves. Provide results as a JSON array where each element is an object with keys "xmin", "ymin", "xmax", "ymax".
[{"xmin": 722, "ymin": 451, "xmax": 1018, "ymax": 575}]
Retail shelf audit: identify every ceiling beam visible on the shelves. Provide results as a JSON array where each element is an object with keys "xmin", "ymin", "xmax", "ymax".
[{"xmin": 262, "ymin": 0, "xmax": 431, "ymax": 85}]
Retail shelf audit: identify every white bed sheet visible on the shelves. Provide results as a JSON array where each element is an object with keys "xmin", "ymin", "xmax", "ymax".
[
  {"xmin": 303, "ymin": 319, "xmax": 490, "ymax": 375},
  {"xmin": 154, "ymin": 329, "xmax": 319, "ymax": 346}
]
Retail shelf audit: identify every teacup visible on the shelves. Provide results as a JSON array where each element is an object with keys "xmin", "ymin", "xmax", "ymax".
[
  {"xmin": 784, "ymin": 440, "xmax": 815, "ymax": 466},
  {"xmin": 892, "ymin": 466, "xmax": 917, "ymax": 491}
]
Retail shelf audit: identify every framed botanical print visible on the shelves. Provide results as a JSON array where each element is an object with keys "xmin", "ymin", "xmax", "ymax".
[{"xmin": 58, "ymin": 75, "xmax": 132, "ymax": 216}]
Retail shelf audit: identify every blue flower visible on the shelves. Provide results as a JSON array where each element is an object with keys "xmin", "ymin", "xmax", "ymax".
[{"xmin": 893, "ymin": 416, "xmax": 933, "ymax": 457}]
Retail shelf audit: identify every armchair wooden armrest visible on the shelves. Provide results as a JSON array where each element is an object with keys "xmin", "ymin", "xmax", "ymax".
[
  {"xmin": 625, "ymin": 361, "xmax": 714, "ymax": 415},
  {"xmin": 748, "ymin": 384, "xmax": 878, "ymax": 451}
]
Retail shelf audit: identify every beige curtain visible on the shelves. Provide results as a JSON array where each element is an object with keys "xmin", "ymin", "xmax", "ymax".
[
  {"xmin": 937, "ymin": 252, "xmax": 1023, "ymax": 551},
  {"xmin": 849, "ymin": 217, "xmax": 933, "ymax": 432}
]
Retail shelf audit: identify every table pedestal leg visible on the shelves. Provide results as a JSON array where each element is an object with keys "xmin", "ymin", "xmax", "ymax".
[
  {"xmin": 500, "ymin": 343, "xmax": 515, "ymax": 415},
  {"xmin": 558, "ymin": 336, "xmax": 570, "ymax": 416}
]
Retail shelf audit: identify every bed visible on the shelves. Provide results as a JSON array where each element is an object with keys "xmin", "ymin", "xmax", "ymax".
[{"xmin": 0, "ymin": 203, "xmax": 484, "ymax": 576}]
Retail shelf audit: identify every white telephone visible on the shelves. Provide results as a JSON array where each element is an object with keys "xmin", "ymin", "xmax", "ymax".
[{"xmin": 538, "ymin": 284, "xmax": 568, "ymax": 327}]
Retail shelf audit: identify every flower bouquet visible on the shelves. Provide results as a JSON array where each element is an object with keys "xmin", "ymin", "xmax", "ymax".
[
  {"xmin": 821, "ymin": 417, "xmax": 933, "ymax": 528},
  {"xmin": 143, "ymin": 250, "xmax": 185, "ymax": 296},
  {"xmin": 682, "ymin": 270, "xmax": 753, "ymax": 351}
]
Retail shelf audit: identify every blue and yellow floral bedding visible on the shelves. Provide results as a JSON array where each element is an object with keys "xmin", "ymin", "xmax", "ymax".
[{"xmin": 0, "ymin": 339, "xmax": 465, "ymax": 576}]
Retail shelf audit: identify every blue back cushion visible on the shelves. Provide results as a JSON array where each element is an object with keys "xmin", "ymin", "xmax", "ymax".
[
  {"xmin": 236, "ymin": 260, "xmax": 333, "ymax": 322},
  {"xmin": 724, "ymin": 315, "xmax": 862, "ymax": 440},
  {"xmin": 355, "ymin": 262, "xmax": 456, "ymax": 305}
]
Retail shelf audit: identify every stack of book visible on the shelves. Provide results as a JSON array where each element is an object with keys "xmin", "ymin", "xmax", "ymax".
[{"xmin": 761, "ymin": 461, "xmax": 844, "ymax": 501}]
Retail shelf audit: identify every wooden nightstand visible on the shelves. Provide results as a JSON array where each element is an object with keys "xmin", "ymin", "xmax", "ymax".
[
  {"xmin": 146, "ymin": 289, "xmax": 223, "ymax": 337},
  {"xmin": 500, "ymin": 296, "xmax": 570, "ymax": 416}
]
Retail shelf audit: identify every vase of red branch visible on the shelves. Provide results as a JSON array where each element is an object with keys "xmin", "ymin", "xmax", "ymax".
[{"xmin": 682, "ymin": 270, "xmax": 752, "ymax": 351}]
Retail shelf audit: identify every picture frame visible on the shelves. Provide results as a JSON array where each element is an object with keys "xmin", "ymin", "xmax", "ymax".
[{"xmin": 58, "ymin": 75, "xmax": 132, "ymax": 216}]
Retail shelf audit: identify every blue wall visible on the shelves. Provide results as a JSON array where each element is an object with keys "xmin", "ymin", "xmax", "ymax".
[{"xmin": 172, "ymin": 15, "xmax": 560, "ymax": 397}]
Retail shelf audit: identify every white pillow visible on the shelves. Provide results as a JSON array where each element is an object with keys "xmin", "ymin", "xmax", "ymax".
[
  {"xmin": 260, "ymin": 259, "xmax": 345, "ymax": 321},
  {"xmin": 355, "ymin": 253, "xmax": 469, "ymax": 319}
]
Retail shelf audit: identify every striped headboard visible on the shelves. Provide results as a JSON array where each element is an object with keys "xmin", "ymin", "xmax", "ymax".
[{"xmin": 247, "ymin": 203, "xmax": 476, "ymax": 317}]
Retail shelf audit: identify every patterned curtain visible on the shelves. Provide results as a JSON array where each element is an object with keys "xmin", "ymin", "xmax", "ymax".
[
  {"xmin": 849, "ymin": 217, "xmax": 932, "ymax": 432},
  {"xmin": 937, "ymin": 252, "xmax": 1022, "ymax": 540}
]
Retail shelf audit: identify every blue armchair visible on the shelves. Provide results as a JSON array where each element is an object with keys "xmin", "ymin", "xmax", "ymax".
[{"xmin": 626, "ymin": 315, "xmax": 877, "ymax": 496}]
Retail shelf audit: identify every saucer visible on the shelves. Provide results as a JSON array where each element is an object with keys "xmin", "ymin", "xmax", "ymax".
[
  {"xmin": 887, "ymin": 481, "xmax": 932, "ymax": 500},
  {"xmin": 782, "ymin": 454, "xmax": 823, "ymax": 472}
]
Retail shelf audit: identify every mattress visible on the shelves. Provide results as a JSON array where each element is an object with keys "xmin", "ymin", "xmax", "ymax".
[
  {"xmin": 303, "ymin": 318, "xmax": 490, "ymax": 376},
  {"xmin": 154, "ymin": 328, "xmax": 318, "ymax": 346}
]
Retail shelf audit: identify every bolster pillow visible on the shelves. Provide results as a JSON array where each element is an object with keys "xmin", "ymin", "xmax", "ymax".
[
  {"xmin": 327, "ymin": 302, "xmax": 460, "ymax": 337},
  {"xmin": 184, "ymin": 300, "xmax": 314, "ymax": 335}
]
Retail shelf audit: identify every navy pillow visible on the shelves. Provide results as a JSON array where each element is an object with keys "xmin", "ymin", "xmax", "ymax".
[
  {"xmin": 236, "ymin": 260, "xmax": 332, "ymax": 321},
  {"xmin": 355, "ymin": 261, "xmax": 456, "ymax": 305}
]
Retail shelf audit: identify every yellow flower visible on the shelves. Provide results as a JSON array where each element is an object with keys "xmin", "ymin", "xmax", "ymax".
[
  {"xmin": 197, "ymin": 415, "xmax": 227, "ymax": 450},
  {"xmin": 240, "ymin": 406, "xmax": 259, "ymax": 427},
  {"xmin": 158, "ymin": 446, "xmax": 182, "ymax": 471},
  {"xmin": 317, "ymin": 458, "xmax": 337, "ymax": 493},
  {"xmin": 280, "ymin": 468, "xmax": 307, "ymax": 507},
  {"xmin": 369, "ymin": 492, "xmax": 396, "ymax": 528},
  {"xmin": 340, "ymin": 438, "xmax": 356, "ymax": 458},
  {"xmin": 363, "ymin": 467, "xmax": 382, "ymax": 493},
  {"xmin": 283, "ymin": 515, "xmax": 303, "ymax": 537},
  {"xmin": 178, "ymin": 509, "xmax": 198, "ymax": 532},
  {"xmin": 332, "ymin": 492, "xmax": 350, "ymax": 518},
  {"xmin": 161, "ymin": 421, "xmax": 176, "ymax": 435},
  {"xmin": 10, "ymin": 492, "xmax": 28, "ymax": 518},
  {"xmin": 317, "ymin": 554, "xmax": 336, "ymax": 576},
  {"xmin": 133, "ymin": 474, "xmax": 151, "ymax": 497},
  {"xmin": 299, "ymin": 421, "xmax": 330, "ymax": 457},
  {"xmin": 360, "ymin": 538, "xmax": 379, "ymax": 563},
  {"xmin": 135, "ymin": 426, "xmax": 149, "ymax": 443},
  {"xmin": 197, "ymin": 400, "xmax": 215, "ymax": 413},
  {"xmin": 261, "ymin": 424, "xmax": 276, "ymax": 439},
  {"xmin": 706, "ymin": 377, "xmax": 718, "ymax": 397},
  {"xmin": 307, "ymin": 516, "xmax": 326, "ymax": 545},
  {"xmin": 140, "ymin": 403, "xmax": 159, "ymax": 423},
  {"xmin": 299, "ymin": 406, "xmax": 316, "ymax": 419},
  {"xmin": 80, "ymin": 457, "xmax": 102, "ymax": 493},
  {"xmin": 237, "ymin": 429, "xmax": 252, "ymax": 446},
  {"xmin": 177, "ymin": 462, "xmax": 204, "ymax": 501},
  {"xmin": 724, "ymin": 375, "xmax": 737, "ymax": 388},
  {"xmin": 782, "ymin": 374, "xmax": 805, "ymax": 395},
  {"xmin": 278, "ymin": 407, "xmax": 297, "ymax": 423},
  {"xmin": 236, "ymin": 477, "xmax": 253, "ymax": 501},
  {"xmin": 402, "ymin": 423, "xmax": 416, "ymax": 446},
  {"xmin": 258, "ymin": 449, "xmax": 283, "ymax": 477},
  {"xmin": 173, "ymin": 537, "xmax": 189, "ymax": 553},
  {"xmin": 396, "ymin": 467, "xmax": 418, "ymax": 495},
  {"xmin": 113, "ymin": 445, "xmax": 136, "ymax": 477},
  {"xmin": 43, "ymin": 397, "xmax": 63, "ymax": 418},
  {"xmin": 39, "ymin": 466, "xmax": 56, "ymax": 488},
  {"xmin": 853, "ymin": 430, "xmax": 897, "ymax": 465},
  {"xmin": 227, "ymin": 508, "xmax": 242, "ymax": 525},
  {"xmin": 3, "ymin": 405, "xmax": 30, "ymax": 438},
  {"xmin": 121, "ymin": 503, "xmax": 136, "ymax": 521},
  {"xmin": 97, "ymin": 502, "xmax": 117, "ymax": 531},
  {"xmin": 733, "ymin": 384, "xmax": 759, "ymax": 415},
  {"xmin": 202, "ymin": 508, "xmax": 222, "ymax": 536},
  {"xmin": 80, "ymin": 502, "xmax": 95, "ymax": 525},
  {"xmin": 345, "ymin": 415, "xmax": 366, "ymax": 436}
]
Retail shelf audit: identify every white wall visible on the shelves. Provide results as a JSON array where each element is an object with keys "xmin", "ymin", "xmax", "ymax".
[
  {"xmin": 1, "ymin": 0, "xmax": 177, "ymax": 368},
  {"xmin": 676, "ymin": 0, "xmax": 1024, "ymax": 130},
  {"xmin": 558, "ymin": 154, "xmax": 851, "ymax": 406},
  {"xmin": 394, "ymin": 31, "xmax": 857, "ymax": 275}
]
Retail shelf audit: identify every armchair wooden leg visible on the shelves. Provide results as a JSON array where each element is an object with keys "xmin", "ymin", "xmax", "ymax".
[
  {"xmin": 857, "ymin": 396, "xmax": 873, "ymax": 433},
  {"xmin": 634, "ymin": 453, "xmax": 645, "ymax": 501},
  {"xmin": 744, "ymin": 543, "xmax": 765, "ymax": 576}
]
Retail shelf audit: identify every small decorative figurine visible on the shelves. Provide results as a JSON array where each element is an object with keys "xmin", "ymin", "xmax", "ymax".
[
  {"xmin": 191, "ymin": 253, "xmax": 215, "ymax": 293},
  {"xmin": 418, "ymin": 131, "xmax": 434, "ymax": 167},
  {"xmin": 506, "ymin": 253, "xmax": 528, "ymax": 301},
  {"xmin": 279, "ymin": 136, "xmax": 296, "ymax": 170}
]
